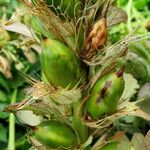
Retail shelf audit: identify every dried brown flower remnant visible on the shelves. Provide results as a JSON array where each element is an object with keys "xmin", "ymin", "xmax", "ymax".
[{"xmin": 81, "ymin": 18, "xmax": 107, "ymax": 61}]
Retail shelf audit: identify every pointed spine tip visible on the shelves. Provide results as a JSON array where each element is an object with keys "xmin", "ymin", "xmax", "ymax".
[{"xmin": 115, "ymin": 66, "xmax": 125, "ymax": 77}]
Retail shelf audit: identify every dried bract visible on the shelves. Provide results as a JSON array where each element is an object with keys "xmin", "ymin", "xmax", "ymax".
[{"xmin": 81, "ymin": 18, "xmax": 107, "ymax": 61}]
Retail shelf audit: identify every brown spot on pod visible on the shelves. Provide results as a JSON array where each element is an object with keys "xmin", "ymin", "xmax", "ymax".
[
  {"xmin": 96, "ymin": 81, "xmax": 112, "ymax": 104},
  {"xmin": 115, "ymin": 67, "xmax": 125, "ymax": 78}
]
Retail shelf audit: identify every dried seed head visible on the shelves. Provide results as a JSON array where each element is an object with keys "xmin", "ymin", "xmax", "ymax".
[{"xmin": 81, "ymin": 18, "xmax": 107, "ymax": 61}]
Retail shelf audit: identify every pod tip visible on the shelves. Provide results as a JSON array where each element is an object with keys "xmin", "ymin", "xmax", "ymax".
[{"xmin": 116, "ymin": 66, "xmax": 125, "ymax": 77}]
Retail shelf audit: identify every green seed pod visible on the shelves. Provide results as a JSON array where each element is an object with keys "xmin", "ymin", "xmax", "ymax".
[
  {"xmin": 100, "ymin": 142, "xmax": 118, "ymax": 150},
  {"xmin": 33, "ymin": 120, "xmax": 78, "ymax": 149},
  {"xmin": 40, "ymin": 38, "xmax": 84, "ymax": 88},
  {"xmin": 86, "ymin": 67, "xmax": 125, "ymax": 119},
  {"xmin": 45, "ymin": 0, "xmax": 82, "ymax": 18}
]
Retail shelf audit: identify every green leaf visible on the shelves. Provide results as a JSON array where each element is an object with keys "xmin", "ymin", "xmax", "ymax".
[
  {"xmin": 0, "ymin": 103, "xmax": 9, "ymax": 119},
  {"xmin": 136, "ymin": 81, "xmax": 150, "ymax": 115},
  {"xmin": 129, "ymin": 42, "xmax": 150, "ymax": 63},
  {"xmin": 125, "ymin": 53, "xmax": 149, "ymax": 85},
  {"xmin": 15, "ymin": 135, "xmax": 31, "ymax": 150},
  {"xmin": 0, "ymin": 74, "xmax": 10, "ymax": 92},
  {"xmin": 134, "ymin": 0, "xmax": 148, "ymax": 10},
  {"xmin": 0, "ymin": 0, "xmax": 10, "ymax": 4},
  {"xmin": 0, "ymin": 123, "xmax": 7, "ymax": 143},
  {"xmin": 0, "ymin": 90, "xmax": 7, "ymax": 102},
  {"xmin": 117, "ymin": 0, "xmax": 127, "ymax": 6},
  {"xmin": 8, "ymin": 72, "xmax": 25, "ymax": 88}
]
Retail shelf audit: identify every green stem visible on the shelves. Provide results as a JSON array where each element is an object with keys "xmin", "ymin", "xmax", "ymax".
[
  {"xmin": 72, "ymin": 101, "xmax": 89, "ymax": 144},
  {"xmin": 15, "ymin": 135, "xmax": 27, "ymax": 149},
  {"xmin": 8, "ymin": 88, "xmax": 18, "ymax": 150},
  {"xmin": 127, "ymin": 0, "xmax": 132, "ymax": 32}
]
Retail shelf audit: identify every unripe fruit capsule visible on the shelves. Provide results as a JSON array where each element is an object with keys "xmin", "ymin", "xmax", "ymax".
[
  {"xmin": 86, "ymin": 67, "xmax": 125, "ymax": 119},
  {"xmin": 40, "ymin": 39, "xmax": 84, "ymax": 88},
  {"xmin": 33, "ymin": 120, "xmax": 78, "ymax": 149}
]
